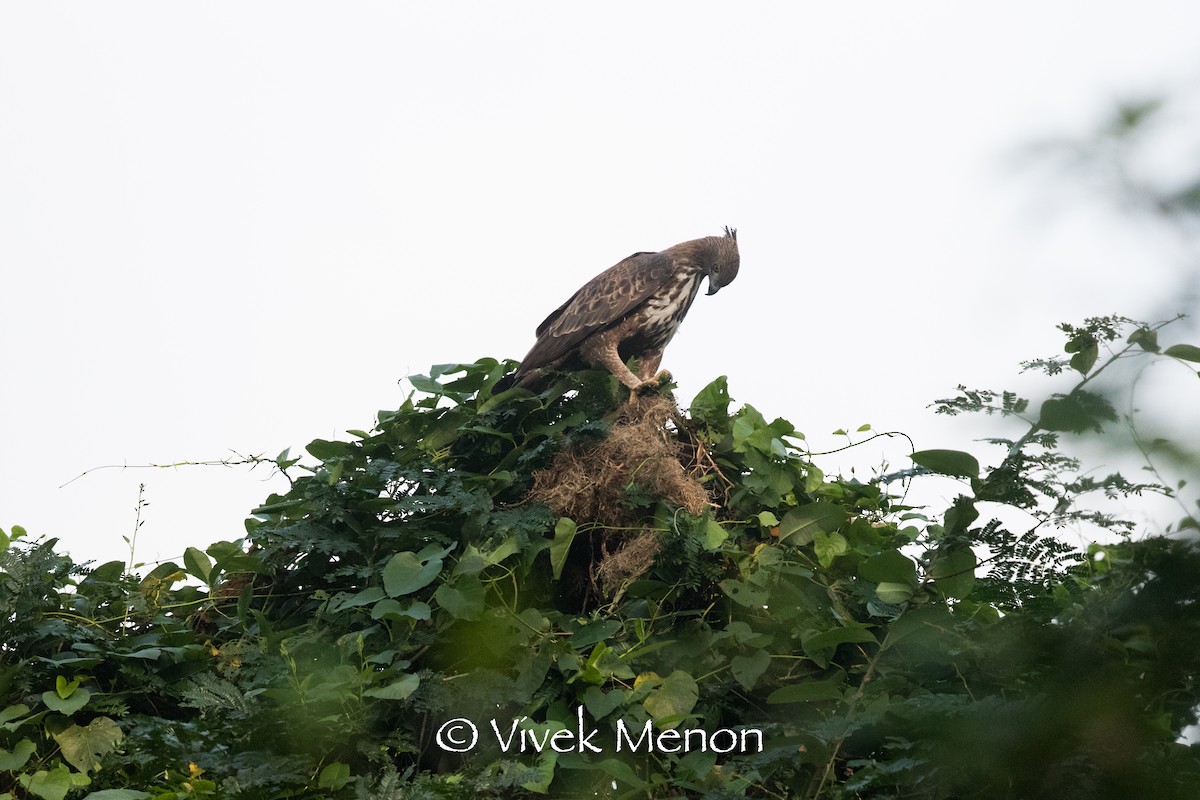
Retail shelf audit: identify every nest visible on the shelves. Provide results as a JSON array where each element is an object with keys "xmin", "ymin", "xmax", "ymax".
[{"xmin": 527, "ymin": 394, "xmax": 713, "ymax": 599}]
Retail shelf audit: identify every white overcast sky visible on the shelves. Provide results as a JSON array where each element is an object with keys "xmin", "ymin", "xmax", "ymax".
[{"xmin": 2, "ymin": 3, "xmax": 1199, "ymax": 569}]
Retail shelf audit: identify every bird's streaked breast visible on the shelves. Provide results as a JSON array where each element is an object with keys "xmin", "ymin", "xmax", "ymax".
[{"xmin": 638, "ymin": 270, "xmax": 703, "ymax": 348}]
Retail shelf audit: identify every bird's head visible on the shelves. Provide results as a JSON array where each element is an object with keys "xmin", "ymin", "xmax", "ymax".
[{"xmin": 704, "ymin": 226, "xmax": 740, "ymax": 296}]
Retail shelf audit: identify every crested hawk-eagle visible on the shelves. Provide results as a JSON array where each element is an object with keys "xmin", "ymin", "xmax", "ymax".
[{"xmin": 506, "ymin": 228, "xmax": 739, "ymax": 392}]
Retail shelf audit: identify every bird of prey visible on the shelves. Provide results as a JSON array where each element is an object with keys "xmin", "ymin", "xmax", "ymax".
[{"xmin": 506, "ymin": 227, "xmax": 739, "ymax": 393}]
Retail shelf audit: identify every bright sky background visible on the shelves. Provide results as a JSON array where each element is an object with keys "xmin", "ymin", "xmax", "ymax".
[{"xmin": 2, "ymin": 3, "xmax": 1198, "ymax": 569}]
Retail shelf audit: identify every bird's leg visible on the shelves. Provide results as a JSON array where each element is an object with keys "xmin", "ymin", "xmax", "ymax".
[
  {"xmin": 636, "ymin": 352, "xmax": 663, "ymax": 383},
  {"xmin": 581, "ymin": 335, "xmax": 646, "ymax": 392},
  {"xmin": 634, "ymin": 352, "xmax": 671, "ymax": 393}
]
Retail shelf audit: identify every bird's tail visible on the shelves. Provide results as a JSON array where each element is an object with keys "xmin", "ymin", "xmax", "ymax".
[{"xmin": 493, "ymin": 364, "xmax": 546, "ymax": 393}]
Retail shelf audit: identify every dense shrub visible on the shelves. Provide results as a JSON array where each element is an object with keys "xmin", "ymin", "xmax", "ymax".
[{"xmin": 2, "ymin": 316, "xmax": 1199, "ymax": 799}]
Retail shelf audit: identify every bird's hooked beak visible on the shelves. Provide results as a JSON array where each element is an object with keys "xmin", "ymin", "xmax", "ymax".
[{"xmin": 705, "ymin": 275, "xmax": 721, "ymax": 296}]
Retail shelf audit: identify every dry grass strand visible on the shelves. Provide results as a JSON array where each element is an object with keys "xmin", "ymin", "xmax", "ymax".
[{"xmin": 527, "ymin": 394, "xmax": 713, "ymax": 599}]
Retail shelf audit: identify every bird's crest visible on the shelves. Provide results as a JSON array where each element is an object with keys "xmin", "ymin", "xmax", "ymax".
[{"xmin": 724, "ymin": 226, "xmax": 737, "ymax": 241}]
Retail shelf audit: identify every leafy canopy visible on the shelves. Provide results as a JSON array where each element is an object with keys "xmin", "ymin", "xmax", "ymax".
[{"xmin": 2, "ymin": 317, "xmax": 1199, "ymax": 799}]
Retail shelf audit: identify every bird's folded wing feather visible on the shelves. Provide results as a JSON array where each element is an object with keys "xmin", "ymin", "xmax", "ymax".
[{"xmin": 521, "ymin": 250, "xmax": 675, "ymax": 371}]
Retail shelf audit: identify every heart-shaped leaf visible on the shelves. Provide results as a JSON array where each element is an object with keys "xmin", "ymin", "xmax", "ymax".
[
  {"xmin": 42, "ymin": 687, "xmax": 90, "ymax": 716},
  {"xmin": 641, "ymin": 670, "xmax": 698, "ymax": 728},
  {"xmin": 53, "ymin": 716, "xmax": 123, "ymax": 773},
  {"xmin": 0, "ymin": 738, "xmax": 35, "ymax": 770}
]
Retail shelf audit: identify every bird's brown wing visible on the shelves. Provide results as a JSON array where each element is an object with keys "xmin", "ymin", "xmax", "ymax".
[{"xmin": 517, "ymin": 250, "xmax": 675, "ymax": 375}]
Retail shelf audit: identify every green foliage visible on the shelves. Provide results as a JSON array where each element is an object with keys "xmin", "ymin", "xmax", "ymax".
[{"xmin": 2, "ymin": 320, "xmax": 1199, "ymax": 799}]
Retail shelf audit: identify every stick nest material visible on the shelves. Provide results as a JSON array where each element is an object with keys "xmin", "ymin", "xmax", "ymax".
[{"xmin": 527, "ymin": 394, "xmax": 713, "ymax": 598}]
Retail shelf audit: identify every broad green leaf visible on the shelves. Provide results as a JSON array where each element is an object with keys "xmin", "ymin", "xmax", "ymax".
[
  {"xmin": 730, "ymin": 648, "xmax": 771, "ymax": 691},
  {"xmin": 519, "ymin": 748, "xmax": 558, "ymax": 794},
  {"xmin": 274, "ymin": 447, "xmax": 295, "ymax": 467},
  {"xmin": 859, "ymin": 550, "xmax": 918, "ymax": 586},
  {"xmin": 702, "ymin": 519, "xmax": 728, "ymax": 549},
  {"xmin": 118, "ymin": 648, "xmax": 162, "ymax": 661},
  {"xmin": 0, "ymin": 703, "xmax": 31, "ymax": 730},
  {"xmin": 813, "ymin": 530, "xmax": 849, "ymax": 567},
  {"xmin": 756, "ymin": 511, "xmax": 780, "ymax": 527},
  {"xmin": 18, "ymin": 767, "xmax": 77, "ymax": 800},
  {"xmin": 803, "ymin": 626, "xmax": 878, "ymax": 668},
  {"xmin": 1165, "ymin": 343, "xmax": 1200, "ymax": 362},
  {"xmin": 641, "ymin": 670, "xmax": 699, "ymax": 727},
  {"xmin": 140, "ymin": 561, "xmax": 184, "ymax": 587},
  {"xmin": 514, "ymin": 648, "xmax": 553, "ymax": 699},
  {"xmin": 803, "ymin": 462, "xmax": 825, "ymax": 492},
  {"xmin": 452, "ymin": 544, "xmax": 488, "ymax": 576},
  {"xmin": 1064, "ymin": 333, "xmax": 1091, "ymax": 353},
  {"xmin": 83, "ymin": 561, "xmax": 124, "ymax": 584},
  {"xmin": 767, "ymin": 675, "xmax": 845, "ymax": 704},
  {"xmin": 371, "ymin": 599, "xmax": 431, "ymax": 621},
  {"xmin": 931, "ymin": 546, "xmax": 977, "ymax": 599},
  {"xmin": 569, "ymin": 619, "xmax": 622, "ymax": 649},
  {"xmin": 183, "ymin": 547, "xmax": 213, "ymax": 584},
  {"xmin": 210, "ymin": 549, "xmax": 266, "ymax": 577},
  {"xmin": 305, "ymin": 438, "xmax": 353, "ymax": 460},
  {"xmin": 428, "ymin": 361, "xmax": 467, "ymax": 380},
  {"xmin": 875, "ymin": 581, "xmax": 916, "ymax": 604},
  {"xmin": 83, "ymin": 791, "xmax": 153, "ymax": 800},
  {"xmin": 721, "ymin": 620, "xmax": 762, "ymax": 645},
  {"xmin": 53, "ymin": 716, "xmax": 123, "ymax": 773},
  {"xmin": 0, "ymin": 739, "xmax": 35, "ymax": 770},
  {"xmin": 55, "ymin": 675, "xmax": 80, "ymax": 699},
  {"xmin": 249, "ymin": 498, "xmax": 304, "ymax": 515},
  {"xmin": 689, "ymin": 375, "xmax": 731, "ymax": 426},
  {"xmin": 42, "ymin": 687, "xmax": 90, "ymax": 716},
  {"xmin": 943, "ymin": 496, "xmax": 979, "ymax": 537},
  {"xmin": 363, "ymin": 673, "xmax": 420, "ymax": 700},
  {"xmin": 778, "ymin": 501, "xmax": 847, "ymax": 545},
  {"xmin": 732, "ymin": 407, "xmax": 794, "ymax": 458},
  {"xmin": 460, "ymin": 426, "xmax": 516, "ymax": 447},
  {"xmin": 550, "ymin": 517, "xmax": 578, "ymax": 580},
  {"xmin": 803, "ymin": 626, "xmax": 878, "ymax": 652},
  {"xmin": 318, "ymin": 762, "xmax": 352, "ymax": 791},
  {"xmin": 911, "ymin": 449, "xmax": 980, "ymax": 479},
  {"xmin": 1037, "ymin": 391, "xmax": 1117, "ymax": 434},
  {"xmin": 573, "ymin": 641, "xmax": 634, "ymax": 684},
  {"xmin": 407, "ymin": 373, "xmax": 443, "ymax": 394},
  {"xmin": 582, "ymin": 686, "xmax": 625, "ymax": 719},
  {"xmin": 433, "ymin": 575, "xmax": 485, "ymax": 620},
  {"xmin": 633, "ymin": 671, "xmax": 663, "ymax": 692},
  {"xmin": 1127, "ymin": 327, "xmax": 1159, "ymax": 352},
  {"xmin": 328, "ymin": 586, "xmax": 386, "ymax": 613},
  {"xmin": 1068, "ymin": 340, "xmax": 1099, "ymax": 374},
  {"xmin": 719, "ymin": 579, "xmax": 769, "ymax": 607},
  {"xmin": 482, "ymin": 536, "xmax": 520, "ymax": 565},
  {"xmin": 382, "ymin": 545, "xmax": 449, "ymax": 597},
  {"xmin": 362, "ymin": 671, "xmax": 420, "ymax": 695}
]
